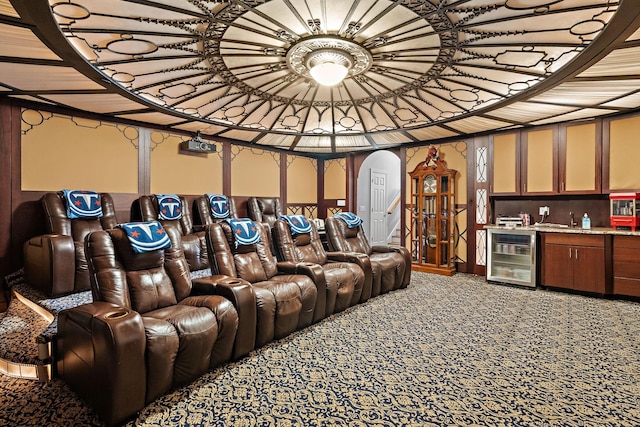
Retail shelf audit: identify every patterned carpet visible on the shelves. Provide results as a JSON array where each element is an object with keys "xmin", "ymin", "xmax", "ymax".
[{"xmin": 1, "ymin": 272, "xmax": 640, "ymax": 426}]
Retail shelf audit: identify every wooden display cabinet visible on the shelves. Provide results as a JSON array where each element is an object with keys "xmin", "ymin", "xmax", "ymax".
[{"xmin": 409, "ymin": 148, "xmax": 457, "ymax": 275}]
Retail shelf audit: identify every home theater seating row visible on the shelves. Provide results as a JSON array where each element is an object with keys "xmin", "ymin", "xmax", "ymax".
[{"xmin": 21, "ymin": 192, "xmax": 411, "ymax": 426}]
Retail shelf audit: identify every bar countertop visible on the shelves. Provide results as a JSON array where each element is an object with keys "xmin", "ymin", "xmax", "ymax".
[{"xmin": 484, "ymin": 224, "xmax": 640, "ymax": 236}]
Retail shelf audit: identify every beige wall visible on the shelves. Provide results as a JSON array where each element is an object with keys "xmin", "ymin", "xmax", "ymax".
[
  {"xmin": 231, "ymin": 146, "xmax": 280, "ymax": 197},
  {"xmin": 324, "ymin": 158, "xmax": 346, "ymax": 200},
  {"xmin": 287, "ymin": 155, "xmax": 317, "ymax": 203},
  {"xmin": 150, "ymin": 131, "xmax": 223, "ymax": 195},
  {"xmin": 21, "ymin": 110, "xmax": 137, "ymax": 192}
]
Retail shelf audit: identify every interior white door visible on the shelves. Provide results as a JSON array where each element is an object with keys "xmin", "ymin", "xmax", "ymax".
[{"xmin": 370, "ymin": 169, "xmax": 387, "ymax": 245}]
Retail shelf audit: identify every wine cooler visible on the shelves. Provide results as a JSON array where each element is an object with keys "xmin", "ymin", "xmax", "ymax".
[{"xmin": 487, "ymin": 228, "xmax": 537, "ymax": 288}]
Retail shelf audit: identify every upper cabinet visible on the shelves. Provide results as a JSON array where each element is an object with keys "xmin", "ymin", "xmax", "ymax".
[
  {"xmin": 605, "ymin": 115, "xmax": 640, "ymax": 191},
  {"xmin": 490, "ymin": 133, "xmax": 520, "ymax": 195},
  {"xmin": 490, "ymin": 121, "xmax": 602, "ymax": 196},
  {"xmin": 521, "ymin": 127, "xmax": 558, "ymax": 195},
  {"xmin": 559, "ymin": 121, "xmax": 601, "ymax": 194}
]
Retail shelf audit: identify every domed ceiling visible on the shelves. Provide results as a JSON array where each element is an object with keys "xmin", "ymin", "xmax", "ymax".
[{"xmin": 2, "ymin": 0, "xmax": 640, "ymax": 155}]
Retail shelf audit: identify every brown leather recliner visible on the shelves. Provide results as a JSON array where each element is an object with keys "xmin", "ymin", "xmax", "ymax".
[
  {"xmin": 57, "ymin": 224, "xmax": 243, "ymax": 427},
  {"xmin": 204, "ymin": 220, "xmax": 322, "ymax": 346},
  {"xmin": 247, "ymin": 196, "xmax": 282, "ymax": 228},
  {"xmin": 137, "ymin": 194, "xmax": 209, "ymax": 271},
  {"xmin": 23, "ymin": 191, "xmax": 118, "ymax": 297},
  {"xmin": 273, "ymin": 217, "xmax": 370, "ymax": 314},
  {"xmin": 193, "ymin": 194, "xmax": 238, "ymax": 226},
  {"xmin": 325, "ymin": 216, "xmax": 411, "ymax": 297}
]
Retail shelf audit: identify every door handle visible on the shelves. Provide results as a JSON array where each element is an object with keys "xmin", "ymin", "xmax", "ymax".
[
  {"xmin": 575, "ymin": 249, "xmax": 578, "ymax": 260},
  {"xmin": 569, "ymin": 247, "xmax": 572, "ymax": 259}
]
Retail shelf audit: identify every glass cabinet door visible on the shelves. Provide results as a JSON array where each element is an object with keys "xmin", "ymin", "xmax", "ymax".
[
  {"xmin": 423, "ymin": 195, "xmax": 437, "ymax": 264},
  {"xmin": 408, "ymin": 155, "xmax": 457, "ymax": 276},
  {"xmin": 410, "ymin": 177, "xmax": 420, "ymax": 262}
]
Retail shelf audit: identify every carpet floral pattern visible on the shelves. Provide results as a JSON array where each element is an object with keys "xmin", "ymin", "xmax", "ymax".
[{"xmin": 1, "ymin": 272, "xmax": 640, "ymax": 426}]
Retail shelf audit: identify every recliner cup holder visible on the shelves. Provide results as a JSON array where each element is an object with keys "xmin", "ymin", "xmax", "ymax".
[
  {"xmin": 226, "ymin": 279, "xmax": 242, "ymax": 285},
  {"xmin": 105, "ymin": 310, "xmax": 129, "ymax": 319}
]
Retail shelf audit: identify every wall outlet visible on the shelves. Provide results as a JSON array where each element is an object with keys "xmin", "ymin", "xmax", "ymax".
[{"xmin": 539, "ymin": 206, "xmax": 550, "ymax": 216}]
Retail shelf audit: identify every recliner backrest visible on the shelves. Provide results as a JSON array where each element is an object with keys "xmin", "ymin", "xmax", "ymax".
[
  {"xmin": 43, "ymin": 191, "xmax": 119, "ymax": 238},
  {"xmin": 138, "ymin": 194, "xmax": 195, "ymax": 236},
  {"xmin": 137, "ymin": 194, "xmax": 209, "ymax": 271},
  {"xmin": 193, "ymin": 194, "xmax": 238, "ymax": 226},
  {"xmin": 325, "ymin": 216, "xmax": 373, "ymax": 255},
  {"xmin": 206, "ymin": 221, "xmax": 278, "ymax": 283},
  {"xmin": 273, "ymin": 219, "xmax": 328, "ymax": 265},
  {"xmin": 85, "ymin": 225, "xmax": 193, "ymax": 314},
  {"xmin": 247, "ymin": 197, "xmax": 282, "ymax": 228}
]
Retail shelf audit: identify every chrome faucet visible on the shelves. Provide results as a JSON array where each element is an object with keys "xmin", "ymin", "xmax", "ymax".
[{"xmin": 570, "ymin": 211, "xmax": 577, "ymax": 228}]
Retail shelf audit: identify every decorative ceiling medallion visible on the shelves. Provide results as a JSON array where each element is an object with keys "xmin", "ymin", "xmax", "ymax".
[
  {"xmin": 47, "ymin": 0, "xmax": 619, "ymax": 150},
  {"xmin": 286, "ymin": 36, "xmax": 373, "ymax": 82}
]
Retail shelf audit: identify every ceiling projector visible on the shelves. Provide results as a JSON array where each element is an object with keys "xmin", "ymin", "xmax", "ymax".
[{"xmin": 180, "ymin": 133, "xmax": 216, "ymax": 153}]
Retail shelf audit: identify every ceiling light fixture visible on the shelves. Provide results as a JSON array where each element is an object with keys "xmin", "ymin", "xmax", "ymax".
[
  {"xmin": 286, "ymin": 36, "xmax": 373, "ymax": 87},
  {"xmin": 306, "ymin": 49, "xmax": 352, "ymax": 86}
]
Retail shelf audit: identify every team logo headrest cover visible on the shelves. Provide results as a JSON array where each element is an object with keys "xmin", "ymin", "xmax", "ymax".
[
  {"xmin": 226, "ymin": 218, "xmax": 261, "ymax": 247},
  {"xmin": 157, "ymin": 194, "xmax": 182, "ymax": 220},
  {"xmin": 120, "ymin": 221, "xmax": 171, "ymax": 253},
  {"xmin": 280, "ymin": 215, "xmax": 312, "ymax": 235},
  {"xmin": 207, "ymin": 194, "xmax": 230, "ymax": 219},
  {"xmin": 334, "ymin": 212, "xmax": 363, "ymax": 228},
  {"xmin": 62, "ymin": 189, "xmax": 103, "ymax": 219}
]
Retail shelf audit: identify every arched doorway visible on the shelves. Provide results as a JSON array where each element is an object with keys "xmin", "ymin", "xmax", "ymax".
[{"xmin": 356, "ymin": 151, "xmax": 401, "ymax": 245}]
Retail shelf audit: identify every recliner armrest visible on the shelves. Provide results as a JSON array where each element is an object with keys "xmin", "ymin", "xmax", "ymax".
[
  {"xmin": 57, "ymin": 301, "xmax": 146, "ymax": 427},
  {"xmin": 192, "ymin": 275, "xmax": 257, "ymax": 358},
  {"xmin": 276, "ymin": 261, "xmax": 326, "ymax": 322},
  {"xmin": 327, "ymin": 251, "xmax": 373, "ymax": 302},
  {"xmin": 23, "ymin": 233, "xmax": 75, "ymax": 297},
  {"xmin": 371, "ymin": 245, "xmax": 395, "ymax": 253}
]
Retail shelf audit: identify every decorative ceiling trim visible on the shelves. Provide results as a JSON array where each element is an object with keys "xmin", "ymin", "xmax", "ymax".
[{"xmin": 2, "ymin": 0, "xmax": 640, "ymax": 155}]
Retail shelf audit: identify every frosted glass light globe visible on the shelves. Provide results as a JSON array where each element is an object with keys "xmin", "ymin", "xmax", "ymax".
[{"xmin": 310, "ymin": 61, "xmax": 349, "ymax": 86}]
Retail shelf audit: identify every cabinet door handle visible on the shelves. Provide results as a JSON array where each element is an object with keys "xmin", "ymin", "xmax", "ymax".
[
  {"xmin": 569, "ymin": 247, "xmax": 572, "ymax": 259},
  {"xmin": 575, "ymin": 249, "xmax": 578, "ymax": 260}
]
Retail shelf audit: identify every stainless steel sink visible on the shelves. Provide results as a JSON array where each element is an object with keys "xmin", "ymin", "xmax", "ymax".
[{"xmin": 533, "ymin": 223, "xmax": 569, "ymax": 228}]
